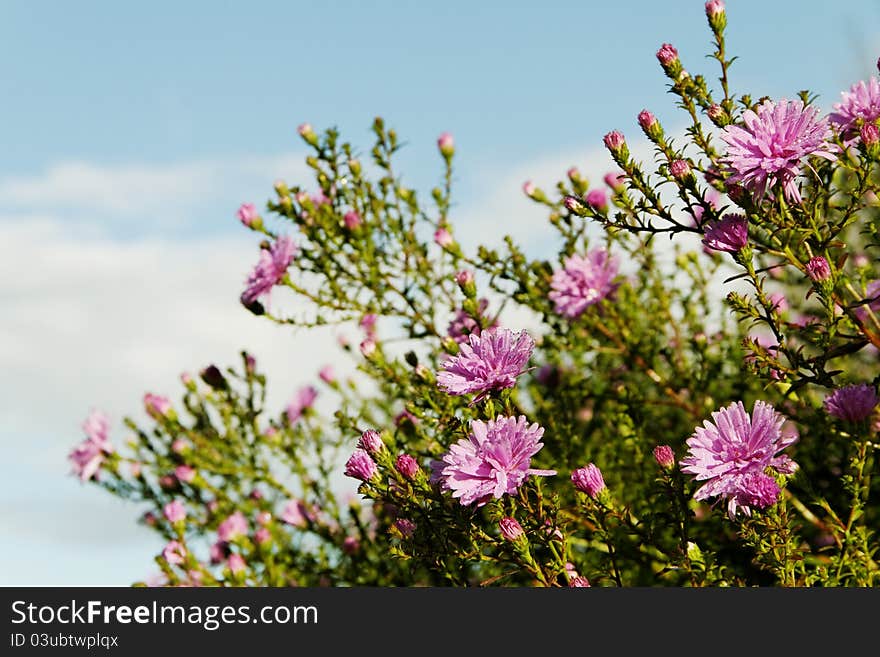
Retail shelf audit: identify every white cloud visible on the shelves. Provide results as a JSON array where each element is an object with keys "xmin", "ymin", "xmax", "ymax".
[{"xmin": 0, "ymin": 154, "xmax": 310, "ymax": 227}]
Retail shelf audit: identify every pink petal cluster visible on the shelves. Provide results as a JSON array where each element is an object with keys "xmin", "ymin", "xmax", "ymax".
[
  {"xmin": 829, "ymin": 78, "xmax": 880, "ymax": 140},
  {"xmin": 240, "ymin": 236, "xmax": 298, "ymax": 306},
  {"xmin": 344, "ymin": 449, "xmax": 378, "ymax": 482},
  {"xmin": 286, "ymin": 385, "xmax": 318, "ymax": 424},
  {"xmin": 680, "ymin": 400, "xmax": 797, "ymax": 519},
  {"xmin": 280, "ymin": 499, "xmax": 313, "ymax": 527},
  {"xmin": 549, "ymin": 249, "xmax": 619, "ymax": 318},
  {"xmin": 823, "ymin": 384, "xmax": 879, "ymax": 422},
  {"xmin": 143, "ymin": 393, "xmax": 172, "ymax": 419},
  {"xmin": 68, "ymin": 410, "xmax": 114, "ymax": 481},
  {"xmin": 431, "ymin": 415, "xmax": 556, "ymax": 507},
  {"xmin": 571, "ymin": 463, "xmax": 606, "ymax": 498},
  {"xmin": 163, "ymin": 500, "xmax": 186, "ymax": 523},
  {"xmin": 720, "ymin": 99, "xmax": 836, "ymax": 203},
  {"xmin": 162, "ymin": 540, "xmax": 186, "ymax": 566},
  {"xmin": 702, "ymin": 213, "xmax": 748, "ymax": 253},
  {"xmin": 437, "ymin": 328, "xmax": 534, "ymax": 399},
  {"xmin": 217, "ymin": 511, "xmax": 248, "ymax": 542}
]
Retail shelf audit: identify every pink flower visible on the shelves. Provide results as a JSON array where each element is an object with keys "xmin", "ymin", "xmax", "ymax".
[
  {"xmin": 829, "ymin": 78, "xmax": 880, "ymax": 140},
  {"xmin": 604, "ymin": 172, "xmax": 625, "ymax": 191},
  {"xmin": 357, "ymin": 429, "xmax": 385, "ymax": 455},
  {"xmin": 680, "ymin": 400, "xmax": 797, "ymax": 519},
  {"xmin": 143, "ymin": 393, "xmax": 172, "ymax": 419},
  {"xmin": 805, "ymin": 256, "xmax": 831, "ymax": 281},
  {"xmin": 68, "ymin": 409, "xmax": 114, "ymax": 481},
  {"xmin": 236, "ymin": 203, "xmax": 259, "ymax": 227},
  {"xmin": 162, "ymin": 540, "xmax": 186, "ymax": 566},
  {"xmin": 549, "ymin": 249, "xmax": 620, "ymax": 318},
  {"xmin": 431, "ymin": 415, "xmax": 556, "ymax": 507},
  {"xmin": 656, "ymin": 43, "xmax": 679, "ymax": 66},
  {"xmin": 343, "ymin": 210, "xmax": 362, "ymax": 229},
  {"xmin": 227, "ymin": 553, "xmax": 246, "ymax": 574},
  {"xmin": 395, "ymin": 454, "xmax": 420, "ymax": 480},
  {"xmin": 217, "ymin": 511, "xmax": 248, "ymax": 542},
  {"xmin": 571, "ymin": 463, "xmax": 606, "ymax": 498},
  {"xmin": 638, "ymin": 109, "xmax": 658, "ymax": 132},
  {"xmin": 705, "ymin": 0, "xmax": 725, "ymax": 18},
  {"xmin": 603, "ymin": 130, "xmax": 626, "ymax": 152},
  {"xmin": 585, "ymin": 188, "xmax": 608, "ymax": 211},
  {"xmin": 281, "ymin": 499, "xmax": 312, "ymax": 527},
  {"xmin": 823, "ymin": 384, "xmax": 879, "ymax": 422},
  {"xmin": 670, "ymin": 159, "xmax": 691, "ymax": 180},
  {"xmin": 174, "ymin": 465, "xmax": 196, "ymax": 483},
  {"xmin": 437, "ymin": 328, "xmax": 534, "ymax": 400},
  {"xmin": 359, "ymin": 313, "xmax": 378, "ymax": 336},
  {"xmin": 344, "ymin": 449, "xmax": 379, "ymax": 482},
  {"xmin": 254, "ymin": 528, "xmax": 271, "ymax": 545},
  {"xmin": 455, "ymin": 269, "xmax": 475, "ymax": 287},
  {"xmin": 240, "ymin": 236, "xmax": 298, "ymax": 307},
  {"xmin": 702, "ymin": 213, "xmax": 748, "ymax": 253},
  {"xmin": 394, "ymin": 518, "xmax": 416, "ymax": 538},
  {"xmin": 434, "ymin": 227, "xmax": 454, "ymax": 247},
  {"xmin": 342, "ymin": 536, "xmax": 360, "ymax": 555},
  {"xmin": 499, "ymin": 517, "xmax": 524, "ymax": 542},
  {"xmin": 437, "ymin": 132, "xmax": 455, "ymax": 157},
  {"xmin": 163, "ymin": 500, "xmax": 186, "ymax": 523},
  {"xmin": 569, "ymin": 577, "xmax": 591, "ymax": 588},
  {"xmin": 359, "ymin": 337, "xmax": 377, "ymax": 358},
  {"xmin": 522, "ymin": 181, "xmax": 536, "ymax": 197},
  {"xmin": 653, "ymin": 445, "xmax": 675, "ymax": 469},
  {"xmin": 319, "ymin": 365, "xmax": 336, "ymax": 384},
  {"xmin": 720, "ymin": 98, "xmax": 836, "ymax": 203},
  {"xmin": 286, "ymin": 385, "xmax": 318, "ymax": 424}
]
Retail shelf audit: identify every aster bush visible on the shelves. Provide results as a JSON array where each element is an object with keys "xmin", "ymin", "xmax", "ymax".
[{"xmin": 73, "ymin": 1, "xmax": 880, "ymax": 587}]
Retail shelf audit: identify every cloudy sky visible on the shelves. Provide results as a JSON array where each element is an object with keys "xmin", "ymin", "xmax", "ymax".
[{"xmin": 2, "ymin": 0, "xmax": 879, "ymax": 585}]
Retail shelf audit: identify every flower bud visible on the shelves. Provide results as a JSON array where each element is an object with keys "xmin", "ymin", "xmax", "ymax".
[
  {"xmin": 585, "ymin": 188, "xmax": 608, "ymax": 212},
  {"xmin": 805, "ymin": 255, "xmax": 831, "ymax": 282},
  {"xmin": 707, "ymin": 103, "xmax": 728, "ymax": 126},
  {"xmin": 656, "ymin": 42, "xmax": 680, "ymax": 68},
  {"xmin": 227, "ymin": 553, "xmax": 246, "ymax": 574},
  {"xmin": 175, "ymin": 465, "xmax": 196, "ymax": 483},
  {"xmin": 200, "ymin": 364, "xmax": 228, "ymax": 390},
  {"xmin": 395, "ymin": 453, "xmax": 420, "ymax": 481},
  {"xmin": 669, "ymin": 159, "xmax": 692, "ymax": 181},
  {"xmin": 343, "ymin": 210, "xmax": 362, "ymax": 230},
  {"xmin": 653, "ymin": 445, "xmax": 675, "ymax": 470},
  {"xmin": 861, "ymin": 123, "xmax": 879, "ymax": 151},
  {"xmin": 297, "ymin": 122, "xmax": 318, "ymax": 146},
  {"xmin": 566, "ymin": 166, "xmax": 582, "ymax": 183},
  {"xmin": 569, "ymin": 576, "xmax": 591, "ymax": 587},
  {"xmin": 393, "ymin": 518, "xmax": 416, "ymax": 538},
  {"xmin": 499, "ymin": 517, "xmax": 525, "ymax": 542},
  {"xmin": 705, "ymin": 0, "xmax": 726, "ymax": 31},
  {"xmin": 455, "ymin": 269, "xmax": 477, "ymax": 297},
  {"xmin": 236, "ymin": 203, "xmax": 262, "ymax": 229},
  {"xmin": 603, "ymin": 130, "xmax": 625, "ymax": 153},
  {"xmin": 359, "ymin": 337, "xmax": 377, "ymax": 358},
  {"xmin": 562, "ymin": 195, "xmax": 585, "ymax": 215},
  {"xmin": 571, "ymin": 463, "xmax": 606, "ymax": 498},
  {"xmin": 257, "ymin": 511, "xmax": 272, "ymax": 527},
  {"xmin": 163, "ymin": 500, "xmax": 186, "ymax": 524},
  {"xmin": 603, "ymin": 172, "xmax": 625, "ymax": 192},
  {"xmin": 637, "ymin": 109, "xmax": 663, "ymax": 141},
  {"xmin": 344, "ymin": 449, "xmax": 379, "ymax": 482},
  {"xmin": 143, "ymin": 393, "xmax": 172, "ymax": 420},
  {"xmin": 522, "ymin": 180, "xmax": 536, "ymax": 197},
  {"xmin": 357, "ymin": 429, "xmax": 385, "ymax": 455},
  {"xmin": 434, "ymin": 227, "xmax": 454, "ymax": 248},
  {"xmin": 342, "ymin": 536, "xmax": 360, "ymax": 555},
  {"xmin": 254, "ymin": 528, "xmax": 271, "ymax": 546},
  {"xmin": 171, "ymin": 439, "xmax": 189, "ymax": 455},
  {"xmin": 437, "ymin": 132, "xmax": 455, "ymax": 158},
  {"xmin": 319, "ymin": 365, "xmax": 336, "ymax": 384}
]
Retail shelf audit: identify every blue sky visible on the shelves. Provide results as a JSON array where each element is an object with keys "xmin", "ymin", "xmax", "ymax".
[{"xmin": 2, "ymin": 0, "xmax": 879, "ymax": 585}]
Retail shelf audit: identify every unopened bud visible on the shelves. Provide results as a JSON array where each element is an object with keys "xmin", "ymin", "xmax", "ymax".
[
  {"xmin": 437, "ymin": 132, "xmax": 455, "ymax": 158},
  {"xmin": 297, "ymin": 122, "xmax": 318, "ymax": 146}
]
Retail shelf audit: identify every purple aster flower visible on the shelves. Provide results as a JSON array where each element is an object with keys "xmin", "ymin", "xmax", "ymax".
[
  {"xmin": 823, "ymin": 384, "xmax": 879, "ymax": 422},
  {"xmin": 240, "ymin": 235, "xmax": 298, "ymax": 306},
  {"xmin": 702, "ymin": 213, "xmax": 748, "ymax": 253},
  {"xmin": 286, "ymin": 385, "xmax": 318, "ymax": 424},
  {"xmin": 680, "ymin": 400, "xmax": 797, "ymax": 519},
  {"xmin": 549, "ymin": 249, "xmax": 620, "ymax": 319},
  {"xmin": 437, "ymin": 328, "xmax": 534, "ymax": 400},
  {"xmin": 852, "ymin": 279, "xmax": 880, "ymax": 325},
  {"xmin": 447, "ymin": 298, "xmax": 497, "ymax": 343},
  {"xmin": 720, "ymin": 98, "xmax": 836, "ymax": 203},
  {"xmin": 395, "ymin": 454, "xmax": 420, "ymax": 480},
  {"xmin": 432, "ymin": 415, "xmax": 556, "ymax": 507},
  {"xmin": 829, "ymin": 78, "xmax": 880, "ymax": 140},
  {"xmin": 653, "ymin": 445, "xmax": 675, "ymax": 470},
  {"xmin": 571, "ymin": 463, "xmax": 606, "ymax": 498},
  {"xmin": 344, "ymin": 449, "xmax": 379, "ymax": 482}
]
